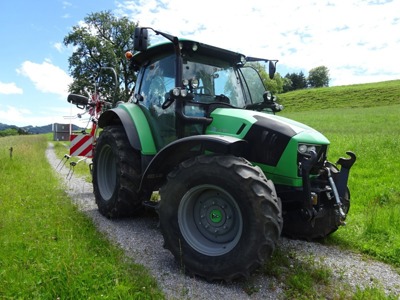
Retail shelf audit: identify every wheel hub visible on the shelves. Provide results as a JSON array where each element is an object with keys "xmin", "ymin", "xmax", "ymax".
[
  {"xmin": 195, "ymin": 195, "xmax": 236, "ymax": 242},
  {"xmin": 209, "ymin": 208, "xmax": 222, "ymax": 223}
]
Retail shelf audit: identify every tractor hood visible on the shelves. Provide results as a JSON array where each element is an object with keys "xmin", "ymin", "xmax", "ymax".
[
  {"xmin": 207, "ymin": 108, "xmax": 330, "ymax": 166},
  {"xmin": 208, "ymin": 108, "xmax": 329, "ymax": 141}
]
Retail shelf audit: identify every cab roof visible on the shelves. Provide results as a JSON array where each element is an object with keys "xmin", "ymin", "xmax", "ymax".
[{"xmin": 132, "ymin": 39, "xmax": 245, "ymax": 67}]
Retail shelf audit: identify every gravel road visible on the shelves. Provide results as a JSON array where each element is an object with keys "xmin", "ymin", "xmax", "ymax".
[{"xmin": 46, "ymin": 143, "xmax": 400, "ymax": 299}]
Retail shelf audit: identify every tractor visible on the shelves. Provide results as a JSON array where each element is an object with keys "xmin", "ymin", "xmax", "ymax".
[{"xmin": 70, "ymin": 27, "xmax": 356, "ymax": 281}]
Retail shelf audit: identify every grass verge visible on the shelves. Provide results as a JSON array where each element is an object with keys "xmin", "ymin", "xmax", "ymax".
[{"xmin": 0, "ymin": 135, "xmax": 164, "ymax": 299}]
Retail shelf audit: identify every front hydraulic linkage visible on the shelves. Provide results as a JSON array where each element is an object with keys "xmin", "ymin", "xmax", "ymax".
[
  {"xmin": 327, "ymin": 151, "xmax": 357, "ymax": 224},
  {"xmin": 300, "ymin": 150, "xmax": 318, "ymax": 221},
  {"xmin": 325, "ymin": 166, "xmax": 346, "ymax": 222},
  {"xmin": 335, "ymin": 151, "xmax": 357, "ymax": 199},
  {"xmin": 300, "ymin": 150, "xmax": 356, "ymax": 225}
]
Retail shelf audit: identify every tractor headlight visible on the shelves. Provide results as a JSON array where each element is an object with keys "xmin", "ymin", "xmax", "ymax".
[
  {"xmin": 308, "ymin": 145, "xmax": 317, "ymax": 153},
  {"xmin": 297, "ymin": 143, "xmax": 328, "ymax": 176},
  {"xmin": 298, "ymin": 144, "xmax": 308, "ymax": 154},
  {"xmin": 180, "ymin": 89, "xmax": 188, "ymax": 97},
  {"xmin": 172, "ymin": 87, "xmax": 181, "ymax": 96},
  {"xmin": 298, "ymin": 144, "xmax": 318, "ymax": 155},
  {"xmin": 182, "ymin": 79, "xmax": 189, "ymax": 87},
  {"xmin": 171, "ymin": 87, "xmax": 192, "ymax": 99},
  {"xmin": 264, "ymin": 91, "xmax": 272, "ymax": 101},
  {"xmin": 190, "ymin": 78, "xmax": 199, "ymax": 89},
  {"xmin": 182, "ymin": 78, "xmax": 199, "ymax": 89}
]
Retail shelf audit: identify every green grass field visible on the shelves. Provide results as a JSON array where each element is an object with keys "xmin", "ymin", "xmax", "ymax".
[
  {"xmin": 281, "ymin": 105, "xmax": 400, "ymax": 268},
  {"xmin": 278, "ymin": 81, "xmax": 400, "ymax": 269},
  {"xmin": 0, "ymin": 135, "xmax": 164, "ymax": 299},
  {"xmin": 1, "ymin": 80, "xmax": 399, "ymax": 298}
]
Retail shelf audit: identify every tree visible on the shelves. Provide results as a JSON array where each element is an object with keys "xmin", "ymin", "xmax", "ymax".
[
  {"xmin": 308, "ymin": 66, "xmax": 330, "ymax": 88},
  {"xmin": 267, "ymin": 72, "xmax": 284, "ymax": 94},
  {"xmin": 64, "ymin": 11, "xmax": 137, "ymax": 104},
  {"xmin": 0, "ymin": 128, "xmax": 19, "ymax": 137},
  {"xmin": 297, "ymin": 71, "xmax": 307, "ymax": 89},
  {"xmin": 248, "ymin": 62, "xmax": 283, "ymax": 94},
  {"xmin": 282, "ymin": 77, "xmax": 293, "ymax": 93},
  {"xmin": 283, "ymin": 72, "xmax": 307, "ymax": 92}
]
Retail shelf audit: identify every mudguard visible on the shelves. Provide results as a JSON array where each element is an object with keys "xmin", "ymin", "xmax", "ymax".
[
  {"xmin": 98, "ymin": 103, "xmax": 157, "ymax": 155},
  {"xmin": 140, "ymin": 135, "xmax": 248, "ymax": 191}
]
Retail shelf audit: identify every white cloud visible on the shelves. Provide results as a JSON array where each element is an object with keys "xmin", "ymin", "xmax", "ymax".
[
  {"xmin": 17, "ymin": 59, "xmax": 72, "ymax": 98},
  {"xmin": 0, "ymin": 104, "xmax": 87, "ymax": 127},
  {"xmin": 0, "ymin": 82, "xmax": 23, "ymax": 95},
  {"xmin": 0, "ymin": 106, "xmax": 31, "ymax": 126},
  {"xmin": 62, "ymin": 1, "xmax": 72, "ymax": 9},
  {"xmin": 116, "ymin": 0, "xmax": 400, "ymax": 86},
  {"xmin": 53, "ymin": 42, "xmax": 63, "ymax": 52}
]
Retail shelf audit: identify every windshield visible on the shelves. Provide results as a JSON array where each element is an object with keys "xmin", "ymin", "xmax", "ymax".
[
  {"xmin": 240, "ymin": 66, "xmax": 266, "ymax": 105},
  {"xmin": 182, "ymin": 56, "xmax": 249, "ymax": 108}
]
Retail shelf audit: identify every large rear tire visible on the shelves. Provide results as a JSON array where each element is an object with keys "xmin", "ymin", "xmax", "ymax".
[
  {"xmin": 158, "ymin": 155, "xmax": 282, "ymax": 281},
  {"xmin": 93, "ymin": 125, "xmax": 145, "ymax": 218}
]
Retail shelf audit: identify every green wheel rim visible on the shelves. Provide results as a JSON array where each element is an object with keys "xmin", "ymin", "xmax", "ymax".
[{"xmin": 178, "ymin": 184, "xmax": 243, "ymax": 256}]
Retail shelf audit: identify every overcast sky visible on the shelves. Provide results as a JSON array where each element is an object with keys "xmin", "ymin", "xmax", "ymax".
[{"xmin": 0, "ymin": 0, "xmax": 399, "ymax": 127}]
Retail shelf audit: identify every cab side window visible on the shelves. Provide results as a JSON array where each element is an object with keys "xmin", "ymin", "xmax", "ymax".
[
  {"xmin": 140, "ymin": 55, "xmax": 175, "ymax": 111},
  {"xmin": 139, "ymin": 55, "xmax": 177, "ymax": 149}
]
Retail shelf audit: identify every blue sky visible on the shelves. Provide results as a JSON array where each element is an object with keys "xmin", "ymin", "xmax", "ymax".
[{"xmin": 0, "ymin": 0, "xmax": 399, "ymax": 127}]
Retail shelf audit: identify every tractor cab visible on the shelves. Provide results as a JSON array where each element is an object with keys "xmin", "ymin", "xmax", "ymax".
[{"xmin": 128, "ymin": 28, "xmax": 281, "ymax": 150}]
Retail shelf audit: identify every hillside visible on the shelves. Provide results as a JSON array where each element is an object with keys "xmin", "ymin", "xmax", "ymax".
[
  {"xmin": 0, "ymin": 123, "xmax": 19, "ymax": 131},
  {"xmin": 277, "ymin": 80, "xmax": 400, "ymax": 112},
  {"xmin": 0, "ymin": 123, "xmax": 83, "ymax": 134},
  {"xmin": 1, "ymin": 80, "xmax": 398, "ymax": 134}
]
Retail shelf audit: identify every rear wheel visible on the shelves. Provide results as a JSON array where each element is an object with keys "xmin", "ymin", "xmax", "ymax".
[
  {"xmin": 158, "ymin": 155, "xmax": 282, "ymax": 281},
  {"xmin": 93, "ymin": 125, "xmax": 145, "ymax": 218}
]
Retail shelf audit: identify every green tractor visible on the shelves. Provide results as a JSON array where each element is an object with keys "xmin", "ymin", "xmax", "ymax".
[{"xmin": 91, "ymin": 27, "xmax": 356, "ymax": 281}]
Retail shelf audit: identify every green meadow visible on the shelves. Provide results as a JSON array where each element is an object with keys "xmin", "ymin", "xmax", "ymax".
[
  {"xmin": 0, "ymin": 80, "xmax": 399, "ymax": 299},
  {"xmin": 0, "ymin": 135, "xmax": 163, "ymax": 299},
  {"xmin": 279, "ymin": 80, "xmax": 400, "ymax": 268}
]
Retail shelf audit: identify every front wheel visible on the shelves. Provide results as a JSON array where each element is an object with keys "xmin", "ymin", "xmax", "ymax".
[
  {"xmin": 92, "ymin": 125, "xmax": 145, "ymax": 218},
  {"xmin": 158, "ymin": 155, "xmax": 282, "ymax": 281}
]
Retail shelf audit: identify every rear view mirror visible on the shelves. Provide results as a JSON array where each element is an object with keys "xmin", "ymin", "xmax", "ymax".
[
  {"xmin": 67, "ymin": 94, "xmax": 89, "ymax": 109},
  {"xmin": 134, "ymin": 27, "xmax": 149, "ymax": 51},
  {"xmin": 269, "ymin": 61, "xmax": 277, "ymax": 79}
]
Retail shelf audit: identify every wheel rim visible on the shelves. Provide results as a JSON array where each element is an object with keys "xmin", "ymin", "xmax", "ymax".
[
  {"xmin": 178, "ymin": 184, "xmax": 243, "ymax": 256},
  {"xmin": 97, "ymin": 144, "xmax": 116, "ymax": 201}
]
